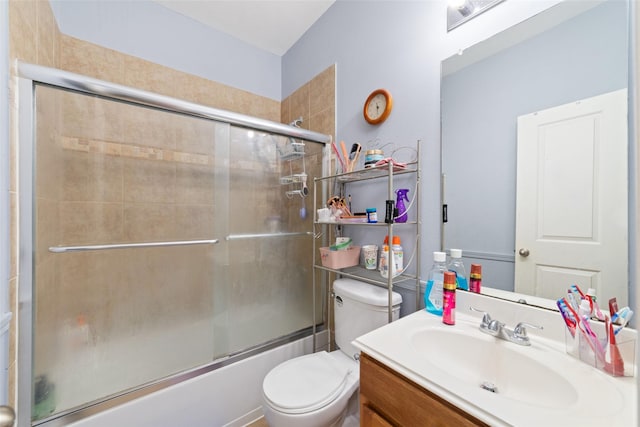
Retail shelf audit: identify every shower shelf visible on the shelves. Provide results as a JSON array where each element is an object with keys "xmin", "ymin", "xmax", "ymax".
[
  {"xmin": 279, "ymin": 173, "xmax": 308, "ymax": 185},
  {"xmin": 312, "ymin": 140, "xmax": 422, "ymax": 333},
  {"xmin": 278, "ymin": 141, "xmax": 305, "ymax": 160}
]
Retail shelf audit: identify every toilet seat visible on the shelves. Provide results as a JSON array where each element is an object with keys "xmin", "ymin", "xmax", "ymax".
[{"xmin": 263, "ymin": 351, "xmax": 353, "ymax": 415}]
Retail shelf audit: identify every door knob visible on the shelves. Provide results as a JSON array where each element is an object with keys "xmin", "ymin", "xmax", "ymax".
[
  {"xmin": 0, "ymin": 406, "xmax": 15, "ymax": 427},
  {"xmin": 518, "ymin": 248, "xmax": 530, "ymax": 257}
]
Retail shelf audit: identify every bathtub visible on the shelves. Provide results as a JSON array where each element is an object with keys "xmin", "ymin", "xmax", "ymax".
[{"xmin": 65, "ymin": 332, "xmax": 326, "ymax": 427}]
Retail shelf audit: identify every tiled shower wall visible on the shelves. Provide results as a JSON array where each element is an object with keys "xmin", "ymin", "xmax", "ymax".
[{"xmin": 7, "ymin": 0, "xmax": 335, "ymax": 409}]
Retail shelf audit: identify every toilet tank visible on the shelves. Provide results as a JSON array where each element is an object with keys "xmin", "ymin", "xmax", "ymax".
[{"xmin": 333, "ymin": 278, "xmax": 402, "ymax": 360}]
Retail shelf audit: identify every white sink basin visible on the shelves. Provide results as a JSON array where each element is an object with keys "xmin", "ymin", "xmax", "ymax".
[
  {"xmin": 410, "ymin": 327, "xmax": 578, "ymax": 409},
  {"xmin": 353, "ymin": 309, "xmax": 636, "ymax": 427}
]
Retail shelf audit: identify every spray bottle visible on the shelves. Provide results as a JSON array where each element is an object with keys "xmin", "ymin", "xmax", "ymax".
[{"xmin": 395, "ymin": 189, "xmax": 409, "ymax": 223}]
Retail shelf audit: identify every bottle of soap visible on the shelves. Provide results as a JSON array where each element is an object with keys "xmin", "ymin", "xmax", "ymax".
[
  {"xmin": 391, "ymin": 236, "xmax": 403, "ymax": 277},
  {"xmin": 425, "ymin": 251, "xmax": 447, "ymax": 316},
  {"xmin": 447, "ymin": 249, "xmax": 468, "ymax": 291},
  {"xmin": 380, "ymin": 245, "xmax": 389, "ymax": 278}
]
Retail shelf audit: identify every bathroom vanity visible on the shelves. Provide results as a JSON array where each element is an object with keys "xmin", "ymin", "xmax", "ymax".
[
  {"xmin": 359, "ymin": 352, "xmax": 486, "ymax": 426},
  {"xmin": 353, "ymin": 293, "xmax": 637, "ymax": 427}
]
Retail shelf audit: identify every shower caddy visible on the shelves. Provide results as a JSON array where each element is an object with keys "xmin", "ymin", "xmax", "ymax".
[
  {"xmin": 312, "ymin": 140, "xmax": 421, "ymax": 351},
  {"xmin": 279, "ymin": 138, "xmax": 308, "ymax": 199}
]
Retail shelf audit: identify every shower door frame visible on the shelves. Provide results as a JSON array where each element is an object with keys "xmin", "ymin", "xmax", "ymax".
[{"xmin": 17, "ymin": 62, "xmax": 332, "ymax": 427}]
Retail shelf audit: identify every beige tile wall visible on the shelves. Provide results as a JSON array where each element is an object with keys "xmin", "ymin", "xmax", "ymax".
[
  {"xmin": 8, "ymin": 0, "xmax": 336, "ymax": 412},
  {"xmin": 282, "ymin": 64, "xmax": 336, "ymax": 138}
]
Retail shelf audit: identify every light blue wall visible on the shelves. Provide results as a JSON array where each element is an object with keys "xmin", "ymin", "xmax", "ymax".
[
  {"xmin": 49, "ymin": 0, "xmax": 282, "ymax": 100},
  {"xmin": 282, "ymin": 0, "xmax": 578, "ymax": 297},
  {"xmin": 441, "ymin": 0, "xmax": 628, "ymax": 290},
  {"xmin": 284, "ymin": 1, "xmax": 442, "ymax": 300},
  {"xmin": 282, "ymin": 0, "xmax": 635, "ymax": 312}
]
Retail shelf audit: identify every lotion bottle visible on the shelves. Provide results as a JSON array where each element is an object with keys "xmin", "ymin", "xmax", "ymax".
[
  {"xmin": 379, "ymin": 245, "xmax": 389, "ymax": 278},
  {"xmin": 391, "ymin": 236, "xmax": 403, "ymax": 277}
]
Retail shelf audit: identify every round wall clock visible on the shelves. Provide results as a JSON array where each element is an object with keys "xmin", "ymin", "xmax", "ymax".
[{"xmin": 363, "ymin": 89, "xmax": 393, "ymax": 125}]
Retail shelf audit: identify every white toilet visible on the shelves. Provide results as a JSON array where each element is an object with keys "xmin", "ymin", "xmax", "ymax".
[{"xmin": 262, "ymin": 278, "xmax": 402, "ymax": 427}]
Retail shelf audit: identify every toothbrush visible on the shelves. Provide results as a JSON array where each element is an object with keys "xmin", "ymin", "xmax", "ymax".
[
  {"xmin": 563, "ymin": 296, "xmax": 601, "ymax": 357},
  {"xmin": 579, "ymin": 315, "xmax": 605, "ymax": 360},
  {"xmin": 613, "ymin": 307, "xmax": 633, "ymax": 327},
  {"xmin": 604, "ymin": 318, "xmax": 625, "ymax": 376},
  {"xmin": 557, "ymin": 298, "xmax": 577, "ymax": 337},
  {"xmin": 591, "ymin": 300, "xmax": 606, "ymax": 321},
  {"xmin": 570, "ymin": 284, "xmax": 586, "ymax": 298},
  {"xmin": 566, "ymin": 292, "xmax": 579, "ymax": 312},
  {"xmin": 340, "ymin": 141, "xmax": 350, "ymax": 172},
  {"xmin": 331, "ymin": 142, "xmax": 346, "ymax": 173}
]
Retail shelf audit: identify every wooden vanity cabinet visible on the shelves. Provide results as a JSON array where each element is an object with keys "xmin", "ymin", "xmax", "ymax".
[{"xmin": 359, "ymin": 353, "xmax": 489, "ymax": 427}]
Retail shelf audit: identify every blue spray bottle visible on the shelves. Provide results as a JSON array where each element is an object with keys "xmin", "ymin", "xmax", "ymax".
[{"xmin": 395, "ymin": 189, "xmax": 409, "ymax": 223}]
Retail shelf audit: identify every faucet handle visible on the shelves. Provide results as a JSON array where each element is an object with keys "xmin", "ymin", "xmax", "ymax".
[
  {"xmin": 513, "ymin": 322, "xmax": 543, "ymax": 339},
  {"xmin": 469, "ymin": 306, "xmax": 492, "ymax": 326},
  {"xmin": 486, "ymin": 319, "xmax": 505, "ymax": 334}
]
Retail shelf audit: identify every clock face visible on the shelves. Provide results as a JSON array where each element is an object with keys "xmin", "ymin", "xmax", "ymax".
[
  {"xmin": 367, "ymin": 93, "xmax": 387, "ymax": 120},
  {"xmin": 364, "ymin": 89, "xmax": 392, "ymax": 124}
]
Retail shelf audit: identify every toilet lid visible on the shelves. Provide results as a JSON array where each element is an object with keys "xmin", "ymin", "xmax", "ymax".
[{"xmin": 263, "ymin": 351, "xmax": 352, "ymax": 414}]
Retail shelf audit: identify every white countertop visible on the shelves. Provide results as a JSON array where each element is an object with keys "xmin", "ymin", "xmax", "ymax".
[{"xmin": 353, "ymin": 307, "xmax": 637, "ymax": 427}]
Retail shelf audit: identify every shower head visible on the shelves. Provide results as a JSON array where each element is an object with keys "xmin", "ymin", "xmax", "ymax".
[{"xmin": 289, "ymin": 117, "xmax": 303, "ymax": 128}]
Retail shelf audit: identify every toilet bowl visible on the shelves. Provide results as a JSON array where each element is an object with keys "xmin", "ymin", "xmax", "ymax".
[
  {"xmin": 262, "ymin": 350, "xmax": 359, "ymax": 427},
  {"xmin": 261, "ymin": 278, "xmax": 402, "ymax": 427}
]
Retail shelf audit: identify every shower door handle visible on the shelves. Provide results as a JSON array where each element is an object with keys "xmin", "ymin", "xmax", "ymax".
[
  {"xmin": 225, "ymin": 232, "xmax": 314, "ymax": 241},
  {"xmin": 49, "ymin": 239, "xmax": 220, "ymax": 253}
]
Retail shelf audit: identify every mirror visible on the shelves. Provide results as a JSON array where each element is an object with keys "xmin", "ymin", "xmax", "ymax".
[{"xmin": 441, "ymin": 0, "xmax": 632, "ymax": 310}]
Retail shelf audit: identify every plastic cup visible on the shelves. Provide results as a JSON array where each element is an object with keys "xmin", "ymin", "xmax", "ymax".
[{"xmin": 362, "ymin": 245, "xmax": 378, "ymax": 270}]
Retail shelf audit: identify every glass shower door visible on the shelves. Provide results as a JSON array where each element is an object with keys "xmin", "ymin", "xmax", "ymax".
[
  {"xmin": 32, "ymin": 85, "xmax": 226, "ymax": 419},
  {"xmin": 31, "ymin": 84, "xmax": 325, "ymax": 422},
  {"xmin": 217, "ymin": 128, "xmax": 322, "ymax": 355}
]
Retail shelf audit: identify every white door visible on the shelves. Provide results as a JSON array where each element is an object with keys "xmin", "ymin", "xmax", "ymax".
[{"xmin": 514, "ymin": 89, "xmax": 628, "ymax": 306}]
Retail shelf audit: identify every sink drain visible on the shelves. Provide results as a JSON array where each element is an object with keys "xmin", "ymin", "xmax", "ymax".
[{"xmin": 480, "ymin": 381, "xmax": 498, "ymax": 393}]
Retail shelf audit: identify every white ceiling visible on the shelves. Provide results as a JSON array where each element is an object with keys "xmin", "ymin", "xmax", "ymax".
[{"xmin": 155, "ymin": 0, "xmax": 335, "ymax": 56}]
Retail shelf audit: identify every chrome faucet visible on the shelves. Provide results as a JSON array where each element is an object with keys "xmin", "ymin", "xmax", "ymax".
[{"xmin": 470, "ymin": 307, "xmax": 543, "ymax": 346}]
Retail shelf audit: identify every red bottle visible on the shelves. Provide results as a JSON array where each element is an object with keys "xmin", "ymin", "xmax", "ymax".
[
  {"xmin": 443, "ymin": 271, "xmax": 456, "ymax": 325},
  {"xmin": 470, "ymin": 264, "xmax": 482, "ymax": 293}
]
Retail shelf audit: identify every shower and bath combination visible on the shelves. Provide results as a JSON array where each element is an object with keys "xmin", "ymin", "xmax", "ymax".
[{"xmin": 15, "ymin": 62, "xmax": 331, "ymax": 426}]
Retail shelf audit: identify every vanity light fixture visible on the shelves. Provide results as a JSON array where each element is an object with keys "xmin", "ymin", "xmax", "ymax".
[
  {"xmin": 447, "ymin": 0, "xmax": 505, "ymax": 32},
  {"xmin": 449, "ymin": 0, "xmax": 475, "ymax": 17}
]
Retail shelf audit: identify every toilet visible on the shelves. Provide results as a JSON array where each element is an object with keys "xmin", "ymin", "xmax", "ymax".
[{"xmin": 262, "ymin": 278, "xmax": 402, "ymax": 427}]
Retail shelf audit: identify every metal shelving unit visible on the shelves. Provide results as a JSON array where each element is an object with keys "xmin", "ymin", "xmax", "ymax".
[{"xmin": 312, "ymin": 141, "xmax": 421, "ymax": 350}]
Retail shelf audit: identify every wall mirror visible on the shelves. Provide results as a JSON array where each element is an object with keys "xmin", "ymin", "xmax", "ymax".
[{"xmin": 441, "ymin": 0, "xmax": 632, "ymax": 311}]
